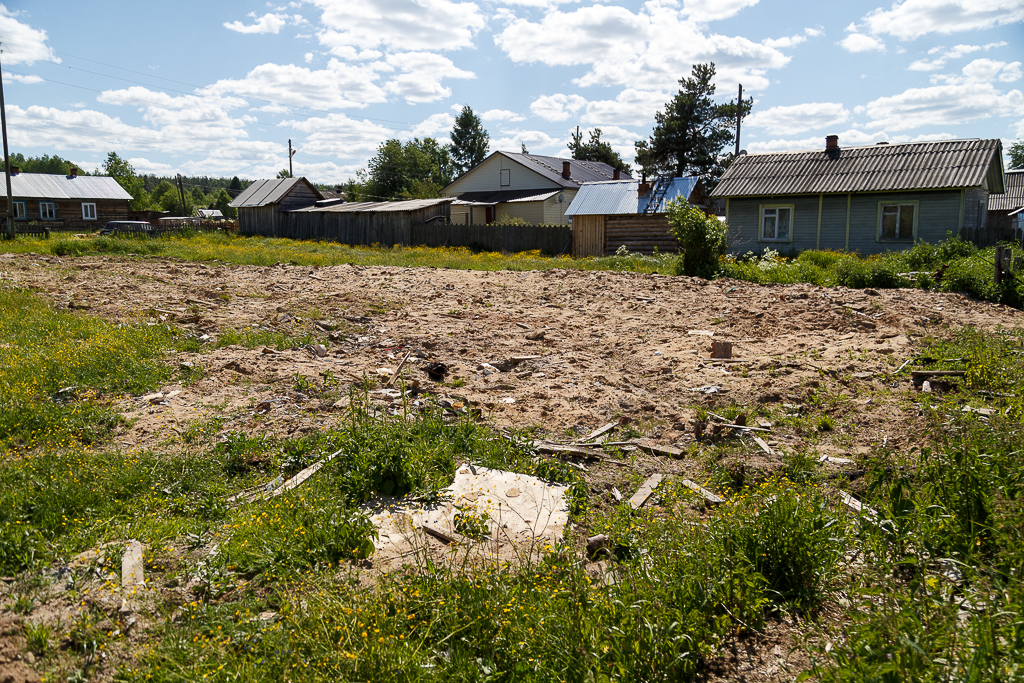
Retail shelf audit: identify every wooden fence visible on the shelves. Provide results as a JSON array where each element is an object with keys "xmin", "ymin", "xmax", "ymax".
[{"xmin": 410, "ymin": 223, "xmax": 571, "ymax": 254}]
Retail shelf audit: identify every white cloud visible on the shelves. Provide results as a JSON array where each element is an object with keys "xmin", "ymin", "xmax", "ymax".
[
  {"xmin": 2, "ymin": 71, "xmax": 42, "ymax": 84},
  {"xmin": 282, "ymin": 112, "xmax": 394, "ymax": 158},
  {"xmin": 127, "ymin": 157, "xmax": 174, "ymax": 175},
  {"xmin": 745, "ymin": 102, "xmax": 851, "ymax": 135},
  {"xmin": 743, "ymin": 129, "xmax": 961, "ymax": 154},
  {"xmin": 495, "ymin": 2, "xmax": 792, "ymax": 91},
  {"xmin": 204, "ymin": 60, "xmax": 388, "ymax": 110},
  {"xmin": 489, "ymin": 129, "xmax": 566, "ymax": 155},
  {"xmin": 480, "ymin": 109, "xmax": 525, "ymax": 123},
  {"xmin": 1014, "ymin": 119, "xmax": 1024, "ymax": 138},
  {"xmin": 582, "ymin": 89, "xmax": 671, "ymax": 126},
  {"xmin": 909, "ymin": 58, "xmax": 945, "ymax": 71},
  {"xmin": 682, "ymin": 0, "xmax": 760, "ymax": 22},
  {"xmin": 304, "ymin": 52, "xmax": 314, "ymax": 63},
  {"xmin": 0, "ymin": 5, "xmax": 58, "ymax": 64},
  {"xmin": 863, "ymin": 82, "xmax": 1024, "ymax": 131},
  {"xmin": 311, "ymin": 0, "xmax": 485, "ymax": 53},
  {"xmin": 380, "ymin": 52, "xmax": 474, "ymax": 104},
  {"xmin": 908, "ymin": 41, "xmax": 1008, "ymax": 71},
  {"xmin": 410, "ymin": 112, "xmax": 455, "ymax": 137},
  {"xmin": 530, "ymin": 93, "xmax": 587, "ymax": 121},
  {"xmin": 224, "ymin": 12, "xmax": 302, "ymax": 34},
  {"xmin": 859, "ymin": 0, "xmax": 1024, "ymax": 40},
  {"xmin": 838, "ymin": 32, "xmax": 885, "ymax": 53},
  {"xmin": 931, "ymin": 58, "xmax": 1023, "ymax": 85}
]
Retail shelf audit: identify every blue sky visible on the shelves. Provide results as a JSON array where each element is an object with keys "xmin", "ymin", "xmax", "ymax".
[{"xmin": 0, "ymin": 0, "xmax": 1021, "ymax": 183}]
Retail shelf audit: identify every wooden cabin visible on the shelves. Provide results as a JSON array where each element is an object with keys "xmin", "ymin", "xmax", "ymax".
[
  {"xmin": 229, "ymin": 177, "xmax": 323, "ymax": 236},
  {"xmin": 0, "ymin": 167, "xmax": 131, "ymax": 231}
]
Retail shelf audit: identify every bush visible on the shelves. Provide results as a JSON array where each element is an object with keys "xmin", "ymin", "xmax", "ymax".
[{"xmin": 666, "ymin": 200, "xmax": 727, "ymax": 278}]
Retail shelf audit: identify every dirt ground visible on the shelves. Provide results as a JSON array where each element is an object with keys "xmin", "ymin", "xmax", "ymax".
[{"xmin": 2, "ymin": 251, "xmax": 1023, "ymax": 682}]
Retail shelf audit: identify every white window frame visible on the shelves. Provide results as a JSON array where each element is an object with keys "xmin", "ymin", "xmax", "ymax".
[
  {"xmin": 500, "ymin": 168, "xmax": 510, "ymax": 187},
  {"xmin": 82, "ymin": 202, "xmax": 97, "ymax": 220},
  {"xmin": 39, "ymin": 202, "xmax": 57, "ymax": 220},
  {"xmin": 876, "ymin": 201, "xmax": 918, "ymax": 242},
  {"xmin": 13, "ymin": 201, "xmax": 26, "ymax": 220},
  {"xmin": 758, "ymin": 204, "xmax": 794, "ymax": 242}
]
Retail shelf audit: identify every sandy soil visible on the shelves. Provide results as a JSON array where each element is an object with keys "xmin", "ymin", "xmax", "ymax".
[{"xmin": 2, "ymin": 251, "xmax": 1023, "ymax": 682}]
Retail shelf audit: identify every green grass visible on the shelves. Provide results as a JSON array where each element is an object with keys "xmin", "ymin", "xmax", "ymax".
[{"xmin": 0, "ymin": 287, "xmax": 186, "ymax": 452}]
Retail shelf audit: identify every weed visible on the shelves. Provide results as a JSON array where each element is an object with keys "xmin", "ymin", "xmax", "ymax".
[{"xmin": 23, "ymin": 621, "xmax": 52, "ymax": 656}]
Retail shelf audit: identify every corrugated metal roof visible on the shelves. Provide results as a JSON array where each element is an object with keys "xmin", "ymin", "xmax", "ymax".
[
  {"xmin": 286, "ymin": 198, "xmax": 450, "ymax": 213},
  {"xmin": 452, "ymin": 189, "xmax": 560, "ymax": 206},
  {"xmin": 229, "ymin": 177, "xmax": 324, "ymax": 207},
  {"xmin": 989, "ymin": 169, "xmax": 1023, "ymax": 211},
  {"xmin": 710, "ymin": 139, "xmax": 1005, "ymax": 198},
  {"xmin": 8, "ymin": 173, "xmax": 132, "ymax": 200},
  {"xmin": 565, "ymin": 177, "xmax": 701, "ymax": 216}
]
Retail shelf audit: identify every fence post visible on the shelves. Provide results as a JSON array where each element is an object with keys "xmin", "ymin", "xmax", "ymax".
[{"xmin": 994, "ymin": 245, "xmax": 1003, "ymax": 286}]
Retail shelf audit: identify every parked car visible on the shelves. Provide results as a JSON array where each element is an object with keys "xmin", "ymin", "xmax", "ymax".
[{"xmin": 100, "ymin": 221, "xmax": 153, "ymax": 236}]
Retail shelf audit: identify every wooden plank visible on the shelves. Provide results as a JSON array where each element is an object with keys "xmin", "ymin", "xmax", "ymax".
[
  {"xmin": 819, "ymin": 455, "xmax": 854, "ymax": 465},
  {"xmin": 839, "ymin": 491, "xmax": 878, "ymax": 516},
  {"xmin": 629, "ymin": 474, "xmax": 664, "ymax": 509},
  {"xmin": 579, "ymin": 422, "xmax": 618, "ymax": 443},
  {"xmin": 911, "ymin": 370, "xmax": 966, "ymax": 379},
  {"xmin": 752, "ymin": 435, "xmax": 772, "ymax": 454},
  {"xmin": 633, "ymin": 440, "xmax": 684, "ymax": 459},
  {"xmin": 681, "ymin": 479, "xmax": 724, "ymax": 504}
]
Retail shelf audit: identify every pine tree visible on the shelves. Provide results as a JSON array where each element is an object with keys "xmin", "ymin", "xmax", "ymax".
[
  {"xmin": 568, "ymin": 128, "xmax": 631, "ymax": 175},
  {"xmin": 450, "ymin": 106, "xmax": 489, "ymax": 177}
]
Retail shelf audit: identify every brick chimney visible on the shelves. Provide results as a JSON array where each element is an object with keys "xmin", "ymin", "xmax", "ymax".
[
  {"xmin": 69, "ymin": 167, "xmax": 79, "ymax": 177},
  {"xmin": 10, "ymin": 166, "xmax": 19, "ymax": 175},
  {"xmin": 825, "ymin": 135, "xmax": 839, "ymax": 151},
  {"xmin": 638, "ymin": 171, "xmax": 650, "ymax": 197},
  {"xmin": 562, "ymin": 161, "xmax": 571, "ymax": 180},
  {"xmin": 613, "ymin": 168, "xmax": 620, "ymax": 180}
]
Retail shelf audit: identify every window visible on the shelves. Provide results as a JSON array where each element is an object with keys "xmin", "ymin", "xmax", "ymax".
[
  {"xmin": 878, "ymin": 203, "xmax": 916, "ymax": 241},
  {"xmin": 40, "ymin": 202, "xmax": 56, "ymax": 220},
  {"xmin": 82, "ymin": 202, "xmax": 97, "ymax": 220},
  {"xmin": 13, "ymin": 201, "xmax": 26, "ymax": 220},
  {"xmin": 500, "ymin": 169, "xmax": 510, "ymax": 186},
  {"xmin": 760, "ymin": 205, "xmax": 793, "ymax": 241}
]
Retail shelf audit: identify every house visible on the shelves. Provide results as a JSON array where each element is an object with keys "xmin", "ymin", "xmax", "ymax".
[
  {"xmin": 987, "ymin": 169, "xmax": 1023, "ymax": 244},
  {"xmin": 197, "ymin": 208, "xmax": 225, "ymax": 220},
  {"xmin": 709, "ymin": 136, "xmax": 1006, "ymax": 255},
  {"xmin": 564, "ymin": 176, "xmax": 710, "ymax": 257},
  {"xmin": 0, "ymin": 167, "xmax": 131, "ymax": 230},
  {"xmin": 228, "ymin": 177, "xmax": 323, "ymax": 236},
  {"xmin": 443, "ymin": 152, "xmax": 629, "ymax": 226}
]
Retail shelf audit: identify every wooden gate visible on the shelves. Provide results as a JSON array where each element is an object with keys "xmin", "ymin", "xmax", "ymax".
[{"xmin": 572, "ymin": 215, "xmax": 605, "ymax": 257}]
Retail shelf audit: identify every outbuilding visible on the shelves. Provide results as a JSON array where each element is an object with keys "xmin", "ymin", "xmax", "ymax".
[
  {"xmin": 564, "ymin": 176, "xmax": 709, "ymax": 257},
  {"xmin": 987, "ymin": 169, "xmax": 1023, "ymax": 245},
  {"xmin": 710, "ymin": 137, "xmax": 1006, "ymax": 255},
  {"xmin": 229, "ymin": 177, "xmax": 323, "ymax": 236}
]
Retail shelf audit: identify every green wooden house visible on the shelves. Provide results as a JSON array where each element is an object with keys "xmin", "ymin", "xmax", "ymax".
[{"xmin": 710, "ymin": 136, "xmax": 1006, "ymax": 255}]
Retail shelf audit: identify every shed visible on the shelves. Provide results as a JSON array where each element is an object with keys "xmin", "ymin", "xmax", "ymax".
[
  {"xmin": 229, "ymin": 177, "xmax": 323, "ymax": 236},
  {"xmin": 197, "ymin": 208, "xmax": 225, "ymax": 220},
  {"xmin": 988, "ymin": 169, "xmax": 1023, "ymax": 243},
  {"xmin": 281, "ymin": 198, "xmax": 451, "ymax": 244},
  {"xmin": 564, "ymin": 176, "xmax": 709, "ymax": 257},
  {"xmin": 0, "ymin": 168, "xmax": 131, "ymax": 231},
  {"xmin": 710, "ymin": 136, "xmax": 1006, "ymax": 255}
]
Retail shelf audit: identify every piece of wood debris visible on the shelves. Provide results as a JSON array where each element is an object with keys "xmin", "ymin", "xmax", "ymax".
[
  {"xmin": 633, "ymin": 440, "xmax": 684, "ymax": 459},
  {"xmin": 515, "ymin": 322, "xmax": 531, "ymax": 330},
  {"xmin": 611, "ymin": 487, "xmax": 622, "ymax": 502},
  {"xmin": 579, "ymin": 422, "xmax": 618, "ymax": 443},
  {"xmin": 681, "ymin": 479, "xmax": 724, "ymax": 504},
  {"xmin": 511, "ymin": 355, "xmax": 541, "ymax": 363},
  {"xmin": 819, "ymin": 455, "xmax": 855, "ymax": 465},
  {"xmin": 422, "ymin": 525, "xmax": 460, "ymax": 546},
  {"xmin": 911, "ymin": 370, "xmax": 966, "ymax": 380},
  {"xmin": 121, "ymin": 541, "xmax": 145, "ymax": 588},
  {"xmin": 629, "ymin": 474, "xmax": 664, "ymax": 510},
  {"xmin": 752, "ymin": 435, "xmax": 772, "ymax": 454},
  {"xmin": 230, "ymin": 449, "xmax": 343, "ymax": 504},
  {"xmin": 386, "ymin": 350, "xmax": 412, "ymax": 388},
  {"xmin": 839, "ymin": 491, "xmax": 878, "ymax": 516}
]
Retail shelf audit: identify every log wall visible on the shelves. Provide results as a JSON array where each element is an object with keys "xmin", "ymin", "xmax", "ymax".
[{"xmin": 604, "ymin": 214, "xmax": 678, "ymax": 255}]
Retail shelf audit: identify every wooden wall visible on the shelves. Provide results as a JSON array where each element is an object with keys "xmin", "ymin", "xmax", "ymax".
[
  {"xmin": 0, "ymin": 198, "xmax": 128, "ymax": 232},
  {"xmin": 572, "ymin": 215, "xmax": 604, "ymax": 257},
  {"xmin": 604, "ymin": 214, "xmax": 678, "ymax": 255},
  {"xmin": 411, "ymin": 223, "xmax": 570, "ymax": 254}
]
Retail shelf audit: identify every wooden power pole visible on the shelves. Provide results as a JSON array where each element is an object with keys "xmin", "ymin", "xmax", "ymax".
[
  {"xmin": 288, "ymin": 139, "xmax": 295, "ymax": 178},
  {"xmin": 0, "ymin": 50, "xmax": 14, "ymax": 240},
  {"xmin": 735, "ymin": 83, "xmax": 743, "ymax": 157}
]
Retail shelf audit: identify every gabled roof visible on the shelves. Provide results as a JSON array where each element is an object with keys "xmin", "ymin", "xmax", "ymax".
[
  {"xmin": 229, "ymin": 177, "xmax": 322, "ymax": 207},
  {"xmin": 989, "ymin": 169, "xmax": 1023, "ymax": 212},
  {"xmin": 565, "ymin": 177, "xmax": 704, "ymax": 216},
  {"xmin": 710, "ymin": 139, "xmax": 1005, "ymax": 198},
  {"xmin": 286, "ymin": 198, "xmax": 449, "ymax": 213},
  {"xmin": 8, "ymin": 173, "xmax": 133, "ymax": 201},
  {"xmin": 444, "ymin": 151, "xmax": 630, "ymax": 194}
]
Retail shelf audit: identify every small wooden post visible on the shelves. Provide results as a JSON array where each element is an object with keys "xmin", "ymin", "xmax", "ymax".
[{"xmin": 994, "ymin": 245, "xmax": 1003, "ymax": 286}]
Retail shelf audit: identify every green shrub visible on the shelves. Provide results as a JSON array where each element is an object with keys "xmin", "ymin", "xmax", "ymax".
[{"xmin": 666, "ymin": 200, "xmax": 727, "ymax": 278}]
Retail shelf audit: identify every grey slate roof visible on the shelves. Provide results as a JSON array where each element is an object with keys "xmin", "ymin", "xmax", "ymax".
[
  {"xmin": 452, "ymin": 189, "xmax": 561, "ymax": 205},
  {"xmin": 229, "ymin": 177, "xmax": 323, "ymax": 207},
  {"xmin": 565, "ymin": 177, "xmax": 703, "ymax": 216},
  {"xmin": 989, "ymin": 169, "xmax": 1023, "ymax": 212},
  {"xmin": 710, "ymin": 139, "xmax": 1005, "ymax": 198},
  {"xmin": 504, "ymin": 152, "xmax": 629, "ymax": 187},
  {"xmin": 9, "ymin": 173, "xmax": 132, "ymax": 201}
]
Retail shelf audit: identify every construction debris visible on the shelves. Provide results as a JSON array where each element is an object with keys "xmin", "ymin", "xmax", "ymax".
[{"xmin": 629, "ymin": 474, "xmax": 664, "ymax": 510}]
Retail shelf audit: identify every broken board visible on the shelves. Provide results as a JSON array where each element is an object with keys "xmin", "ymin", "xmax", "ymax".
[{"xmin": 629, "ymin": 474, "xmax": 664, "ymax": 510}]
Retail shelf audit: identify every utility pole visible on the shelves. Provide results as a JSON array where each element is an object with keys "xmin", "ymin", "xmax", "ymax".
[
  {"xmin": 176, "ymin": 174, "xmax": 186, "ymax": 216},
  {"xmin": 735, "ymin": 83, "xmax": 743, "ymax": 157},
  {"xmin": 575, "ymin": 126, "xmax": 581, "ymax": 158},
  {"xmin": 0, "ymin": 49, "xmax": 14, "ymax": 240},
  {"xmin": 288, "ymin": 139, "xmax": 295, "ymax": 178}
]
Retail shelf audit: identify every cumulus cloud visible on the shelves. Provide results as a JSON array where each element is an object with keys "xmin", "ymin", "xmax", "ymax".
[
  {"xmin": 859, "ymin": 0, "xmax": 1024, "ymax": 40},
  {"xmin": 480, "ymin": 109, "xmax": 526, "ymax": 123},
  {"xmin": 910, "ymin": 42, "xmax": 1009, "ymax": 71},
  {"xmin": 495, "ymin": 1, "xmax": 792, "ymax": 91},
  {"xmin": 763, "ymin": 28, "xmax": 822, "ymax": 49},
  {"xmin": 203, "ymin": 60, "xmax": 388, "ymax": 110},
  {"xmin": 281, "ymin": 112, "xmax": 394, "ymax": 158},
  {"xmin": 745, "ymin": 102, "xmax": 851, "ymax": 136},
  {"xmin": 311, "ymin": 0, "xmax": 485, "ymax": 53},
  {"xmin": 0, "ymin": 5, "xmax": 58, "ymax": 64},
  {"xmin": 224, "ymin": 12, "xmax": 303, "ymax": 34},
  {"xmin": 530, "ymin": 94, "xmax": 588, "ymax": 121},
  {"xmin": 743, "ymin": 129, "xmax": 961, "ymax": 154},
  {"xmin": 380, "ymin": 52, "xmax": 474, "ymax": 104},
  {"xmin": 489, "ymin": 129, "xmax": 567, "ymax": 155},
  {"xmin": 838, "ymin": 31, "xmax": 885, "ymax": 53},
  {"xmin": 582, "ymin": 89, "xmax": 671, "ymax": 127},
  {"xmin": 681, "ymin": 0, "xmax": 760, "ymax": 22},
  {"xmin": 410, "ymin": 112, "xmax": 455, "ymax": 137},
  {"xmin": 863, "ymin": 82, "xmax": 1024, "ymax": 131},
  {"xmin": 2, "ymin": 71, "xmax": 43, "ymax": 84}
]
